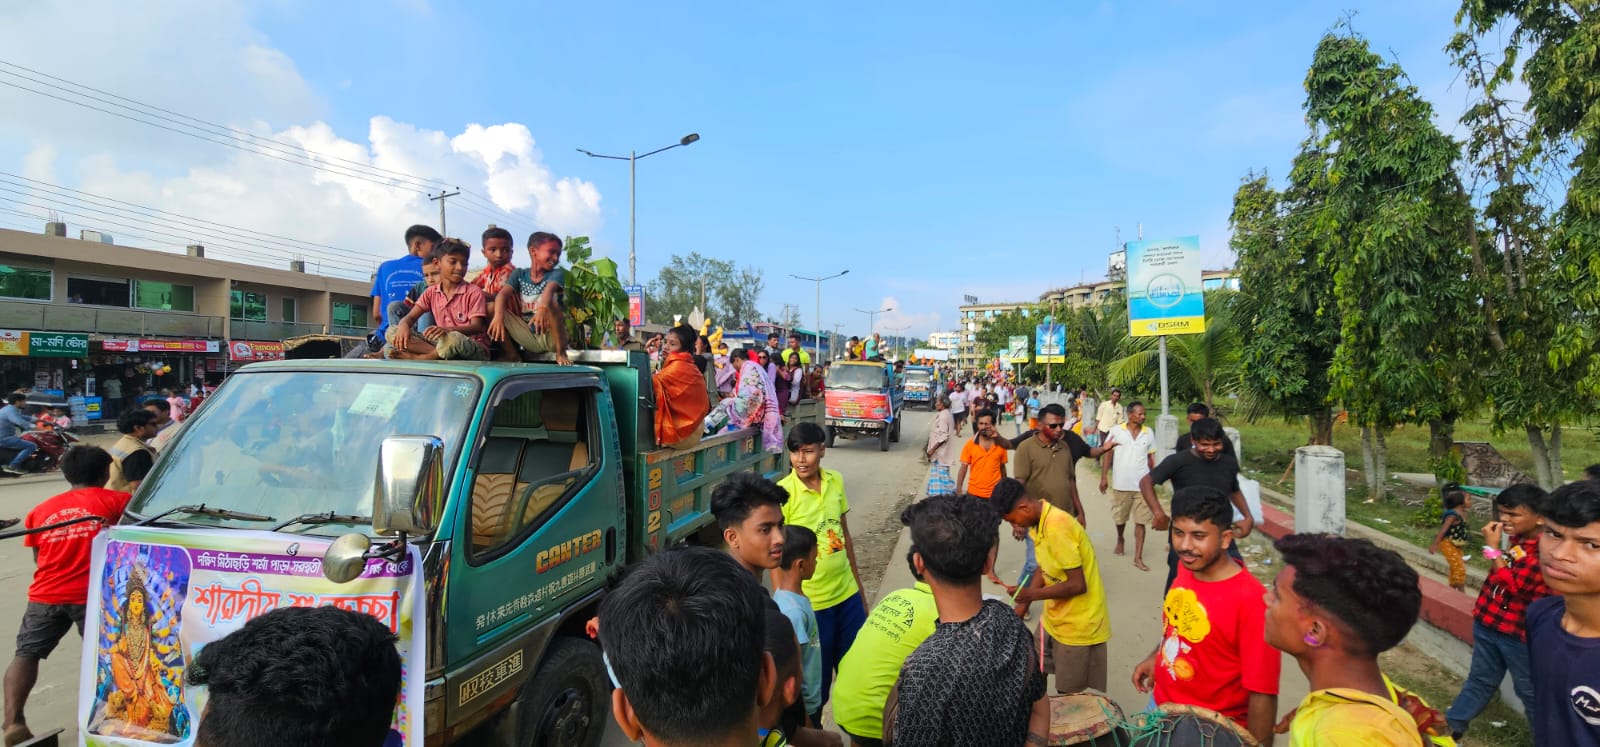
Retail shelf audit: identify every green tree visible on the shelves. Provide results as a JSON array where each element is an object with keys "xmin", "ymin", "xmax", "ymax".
[
  {"xmin": 1105, "ymin": 291, "xmax": 1240, "ymax": 412},
  {"xmin": 559, "ymin": 236, "xmax": 628, "ymax": 348},
  {"xmin": 643, "ymin": 252, "xmax": 765, "ymax": 328},
  {"xmin": 1303, "ymin": 29, "xmax": 1482, "ymax": 497},
  {"xmin": 1455, "ymin": 1, "xmax": 1600, "ymax": 486},
  {"xmin": 1229, "ymin": 164, "xmax": 1341, "ymax": 445}
]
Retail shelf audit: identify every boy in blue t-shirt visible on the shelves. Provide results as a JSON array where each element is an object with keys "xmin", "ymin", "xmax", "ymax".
[
  {"xmin": 361, "ymin": 224, "xmax": 442, "ymax": 354},
  {"xmin": 1526, "ymin": 479, "xmax": 1600, "ymax": 747},
  {"xmin": 772, "ymin": 525, "xmax": 823, "ymax": 727}
]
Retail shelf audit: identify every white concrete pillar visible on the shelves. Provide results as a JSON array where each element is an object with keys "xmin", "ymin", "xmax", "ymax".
[
  {"xmin": 1224, "ymin": 426, "xmax": 1242, "ymax": 461},
  {"xmin": 1294, "ymin": 445, "xmax": 1346, "ymax": 535},
  {"xmin": 1155, "ymin": 414, "xmax": 1181, "ymax": 463}
]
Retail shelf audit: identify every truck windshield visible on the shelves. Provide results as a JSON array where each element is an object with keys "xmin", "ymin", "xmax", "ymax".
[
  {"xmin": 828, "ymin": 365, "xmax": 886, "ymax": 391},
  {"xmin": 904, "ymin": 370, "xmax": 931, "ymax": 384},
  {"xmin": 132, "ymin": 370, "xmax": 479, "ymax": 533}
]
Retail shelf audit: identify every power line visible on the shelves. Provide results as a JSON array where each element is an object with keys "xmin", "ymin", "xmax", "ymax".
[
  {"xmin": 0, "ymin": 172, "xmax": 380, "ymax": 264},
  {"xmin": 0, "ymin": 197, "xmax": 375, "ymax": 276},
  {"xmin": 0, "ymin": 60, "xmax": 555, "ymax": 231},
  {"xmin": 0, "ymin": 76, "xmax": 432, "ymax": 196}
]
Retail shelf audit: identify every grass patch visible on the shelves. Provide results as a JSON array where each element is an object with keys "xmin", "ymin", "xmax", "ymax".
[{"xmin": 1228, "ymin": 417, "xmax": 1600, "ymax": 553}]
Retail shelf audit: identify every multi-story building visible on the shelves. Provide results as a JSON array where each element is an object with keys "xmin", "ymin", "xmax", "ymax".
[
  {"xmin": 0, "ymin": 224, "xmax": 375, "ymax": 422},
  {"xmin": 954, "ymin": 300, "xmax": 1034, "ymax": 369},
  {"xmin": 927, "ymin": 331, "xmax": 962, "ymax": 351},
  {"xmin": 1038, "ymin": 269, "xmax": 1238, "ymax": 310}
]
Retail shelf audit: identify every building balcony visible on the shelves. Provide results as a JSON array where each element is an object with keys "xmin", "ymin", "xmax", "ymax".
[
  {"xmin": 1, "ymin": 299, "xmax": 226, "ymax": 338},
  {"xmin": 230, "ymin": 319, "xmax": 332, "ymax": 341}
]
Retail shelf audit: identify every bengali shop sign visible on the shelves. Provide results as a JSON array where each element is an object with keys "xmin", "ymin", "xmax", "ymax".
[
  {"xmin": 1126, "ymin": 235, "xmax": 1206, "ymax": 337},
  {"xmin": 78, "ymin": 526, "xmax": 424, "ymax": 747},
  {"xmin": 0, "ymin": 330, "xmax": 89, "ymax": 357},
  {"xmin": 100, "ymin": 339, "xmax": 220, "ymax": 354},
  {"xmin": 227, "ymin": 340, "xmax": 285, "ymax": 362}
]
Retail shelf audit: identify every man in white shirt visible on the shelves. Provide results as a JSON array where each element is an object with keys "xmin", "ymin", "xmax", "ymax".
[
  {"xmin": 1100, "ymin": 401, "xmax": 1157, "ymax": 570},
  {"xmin": 1091, "ymin": 388, "xmax": 1125, "ymax": 447},
  {"xmin": 949, "ymin": 388, "xmax": 968, "ymax": 434}
]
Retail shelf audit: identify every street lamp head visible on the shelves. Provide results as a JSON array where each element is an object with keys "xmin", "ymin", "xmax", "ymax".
[
  {"xmin": 576, "ymin": 148, "xmax": 595, "ymax": 157},
  {"xmin": 680, "ymin": 133, "xmax": 700, "ymax": 146},
  {"xmin": 839, "ymin": 269, "xmax": 850, "ymax": 276}
]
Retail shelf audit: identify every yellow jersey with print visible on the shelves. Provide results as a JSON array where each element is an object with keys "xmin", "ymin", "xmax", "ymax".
[
  {"xmin": 778, "ymin": 468, "xmax": 859, "ymax": 609},
  {"xmin": 1029, "ymin": 502, "xmax": 1110, "ymax": 646},
  {"xmin": 832, "ymin": 582, "xmax": 939, "ymax": 739},
  {"xmin": 1290, "ymin": 688, "xmax": 1424, "ymax": 746}
]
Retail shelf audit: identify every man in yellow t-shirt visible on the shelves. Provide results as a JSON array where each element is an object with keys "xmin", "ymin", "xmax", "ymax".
[
  {"xmin": 777, "ymin": 421, "xmax": 867, "ymax": 709},
  {"xmin": 992, "ymin": 476, "xmax": 1110, "ymax": 693},
  {"xmin": 832, "ymin": 576, "xmax": 938, "ymax": 746}
]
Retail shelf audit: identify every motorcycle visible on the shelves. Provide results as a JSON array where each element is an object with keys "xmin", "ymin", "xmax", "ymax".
[{"xmin": 0, "ymin": 424, "xmax": 81, "ymax": 476}]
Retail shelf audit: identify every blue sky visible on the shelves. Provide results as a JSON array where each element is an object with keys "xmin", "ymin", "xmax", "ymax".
[{"xmin": 0, "ymin": 0, "xmax": 1475, "ymax": 338}]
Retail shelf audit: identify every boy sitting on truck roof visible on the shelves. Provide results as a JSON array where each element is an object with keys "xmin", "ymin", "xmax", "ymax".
[
  {"xmin": 488, "ymin": 231, "xmax": 572, "ymax": 366},
  {"xmin": 387, "ymin": 239, "xmax": 491, "ymax": 361},
  {"xmin": 599, "ymin": 547, "xmax": 777, "ymax": 747}
]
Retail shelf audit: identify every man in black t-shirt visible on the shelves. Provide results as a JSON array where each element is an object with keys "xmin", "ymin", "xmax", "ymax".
[
  {"xmin": 1141, "ymin": 417, "xmax": 1256, "ymax": 593},
  {"xmin": 1173, "ymin": 403, "xmax": 1236, "ymax": 457}
]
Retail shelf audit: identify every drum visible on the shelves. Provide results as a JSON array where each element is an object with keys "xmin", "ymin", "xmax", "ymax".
[
  {"xmin": 1046, "ymin": 691, "xmax": 1129, "ymax": 746},
  {"xmin": 1126, "ymin": 703, "xmax": 1259, "ymax": 747}
]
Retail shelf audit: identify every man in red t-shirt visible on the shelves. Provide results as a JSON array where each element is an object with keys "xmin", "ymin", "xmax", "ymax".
[
  {"xmin": 2, "ymin": 446, "xmax": 130, "ymax": 744},
  {"xmin": 1133, "ymin": 486, "xmax": 1279, "ymax": 744}
]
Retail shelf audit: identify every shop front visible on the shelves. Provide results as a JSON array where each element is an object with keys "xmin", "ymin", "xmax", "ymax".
[
  {"xmin": 93, "ymin": 338, "xmax": 223, "ymax": 418},
  {"xmin": 1, "ymin": 329, "xmax": 99, "ymax": 421}
]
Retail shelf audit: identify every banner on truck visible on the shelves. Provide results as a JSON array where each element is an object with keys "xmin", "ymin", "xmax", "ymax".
[
  {"xmin": 1007, "ymin": 335, "xmax": 1029, "ymax": 363},
  {"xmin": 78, "ymin": 526, "xmax": 425, "ymax": 747},
  {"xmin": 1126, "ymin": 235, "xmax": 1206, "ymax": 337}
]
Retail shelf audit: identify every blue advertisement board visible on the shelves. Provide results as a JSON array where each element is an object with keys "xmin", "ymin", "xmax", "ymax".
[{"xmin": 1126, "ymin": 235, "xmax": 1206, "ymax": 337}]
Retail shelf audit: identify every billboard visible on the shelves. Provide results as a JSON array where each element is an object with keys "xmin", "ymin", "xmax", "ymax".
[
  {"xmin": 1034, "ymin": 322, "xmax": 1065, "ymax": 364},
  {"xmin": 625, "ymin": 285, "xmax": 646, "ymax": 327},
  {"xmin": 1126, "ymin": 235, "xmax": 1206, "ymax": 337},
  {"xmin": 1007, "ymin": 335, "xmax": 1030, "ymax": 363}
]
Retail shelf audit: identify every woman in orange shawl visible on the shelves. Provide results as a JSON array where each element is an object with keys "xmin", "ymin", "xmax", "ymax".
[{"xmin": 653, "ymin": 325, "xmax": 709, "ymax": 448}]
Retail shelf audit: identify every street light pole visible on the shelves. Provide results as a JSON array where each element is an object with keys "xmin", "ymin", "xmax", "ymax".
[
  {"xmin": 791, "ymin": 270, "xmax": 849, "ymax": 363},
  {"xmin": 855, "ymin": 305, "xmax": 893, "ymax": 335},
  {"xmin": 578, "ymin": 133, "xmax": 700, "ymax": 286}
]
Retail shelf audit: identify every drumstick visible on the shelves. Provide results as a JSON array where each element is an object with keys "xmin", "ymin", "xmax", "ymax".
[{"xmin": 1011, "ymin": 569, "xmax": 1034, "ymax": 604}]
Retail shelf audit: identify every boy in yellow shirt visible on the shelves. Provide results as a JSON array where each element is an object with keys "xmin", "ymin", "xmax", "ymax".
[
  {"xmin": 777, "ymin": 422, "xmax": 866, "ymax": 708},
  {"xmin": 992, "ymin": 477, "xmax": 1110, "ymax": 693}
]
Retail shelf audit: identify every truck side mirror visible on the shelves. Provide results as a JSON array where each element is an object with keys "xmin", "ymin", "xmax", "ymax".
[
  {"xmin": 322, "ymin": 532, "xmax": 373, "ymax": 584},
  {"xmin": 374, "ymin": 435, "xmax": 446, "ymax": 537}
]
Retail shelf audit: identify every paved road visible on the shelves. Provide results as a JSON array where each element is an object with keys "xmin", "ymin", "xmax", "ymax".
[
  {"xmin": 0, "ymin": 409, "xmax": 937, "ymax": 746},
  {"xmin": 0, "ymin": 409, "xmax": 1309, "ymax": 744}
]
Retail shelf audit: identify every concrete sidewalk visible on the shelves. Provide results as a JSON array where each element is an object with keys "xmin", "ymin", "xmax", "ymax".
[{"xmin": 870, "ymin": 454, "xmax": 1310, "ymax": 723}]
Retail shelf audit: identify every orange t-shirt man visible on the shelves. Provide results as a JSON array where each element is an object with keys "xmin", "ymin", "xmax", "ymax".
[{"xmin": 958, "ymin": 438, "xmax": 1009, "ymax": 499}]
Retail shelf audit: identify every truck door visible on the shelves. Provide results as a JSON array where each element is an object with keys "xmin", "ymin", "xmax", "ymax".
[{"xmin": 446, "ymin": 374, "xmax": 619, "ymax": 695}]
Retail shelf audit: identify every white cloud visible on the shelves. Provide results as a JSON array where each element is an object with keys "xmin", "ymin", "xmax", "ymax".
[
  {"xmin": 0, "ymin": 0, "xmax": 600, "ymax": 277},
  {"xmin": 872, "ymin": 296, "xmax": 942, "ymax": 340}
]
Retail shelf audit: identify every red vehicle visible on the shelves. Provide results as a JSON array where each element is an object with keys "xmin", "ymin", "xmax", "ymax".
[
  {"xmin": 0, "ymin": 423, "xmax": 80, "ymax": 476},
  {"xmin": 824, "ymin": 360, "xmax": 903, "ymax": 452}
]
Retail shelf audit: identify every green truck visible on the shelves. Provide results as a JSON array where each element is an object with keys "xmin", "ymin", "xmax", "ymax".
[{"xmin": 117, "ymin": 350, "xmax": 814, "ymax": 746}]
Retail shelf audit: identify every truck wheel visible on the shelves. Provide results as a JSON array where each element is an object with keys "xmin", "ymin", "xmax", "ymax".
[
  {"xmin": 827, "ymin": 426, "xmax": 836, "ymax": 448},
  {"xmin": 517, "ymin": 638, "xmax": 609, "ymax": 747},
  {"xmin": 890, "ymin": 418, "xmax": 901, "ymax": 443},
  {"xmin": 879, "ymin": 428, "xmax": 890, "ymax": 451}
]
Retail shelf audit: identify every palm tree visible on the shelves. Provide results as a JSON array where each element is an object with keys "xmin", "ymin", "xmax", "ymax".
[{"xmin": 1104, "ymin": 291, "xmax": 1241, "ymax": 412}]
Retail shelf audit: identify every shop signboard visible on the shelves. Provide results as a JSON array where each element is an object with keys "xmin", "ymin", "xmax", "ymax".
[
  {"xmin": 29, "ymin": 332, "xmax": 89, "ymax": 357},
  {"xmin": 1126, "ymin": 235, "xmax": 1206, "ymax": 337},
  {"xmin": 228, "ymin": 340, "xmax": 286, "ymax": 362},
  {"xmin": 0, "ymin": 330, "xmax": 25, "ymax": 356},
  {"xmin": 84, "ymin": 396, "xmax": 103, "ymax": 421},
  {"xmin": 102, "ymin": 338, "xmax": 221, "ymax": 353}
]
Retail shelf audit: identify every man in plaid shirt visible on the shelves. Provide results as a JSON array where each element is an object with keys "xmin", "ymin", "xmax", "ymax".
[{"xmin": 1446, "ymin": 483, "xmax": 1551, "ymax": 740}]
